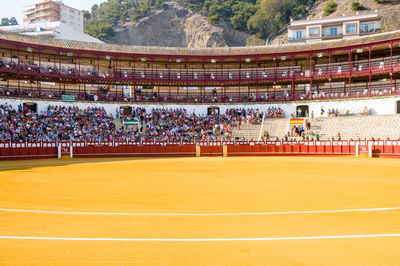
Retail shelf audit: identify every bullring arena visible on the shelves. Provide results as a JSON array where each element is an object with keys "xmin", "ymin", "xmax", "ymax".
[
  {"xmin": 1, "ymin": 156, "xmax": 400, "ymax": 264},
  {"xmin": 1, "ymin": 29, "xmax": 400, "ymax": 264}
]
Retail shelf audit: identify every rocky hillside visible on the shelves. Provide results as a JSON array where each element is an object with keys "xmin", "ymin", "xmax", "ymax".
[
  {"xmin": 103, "ymin": 1, "xmax": 260, "ymax": 48},
  {"xmin": 270, "ymin": 0, "xmax": 400, "ymax": 45},
  {"xmin": 85, "ymin": 0, "xmax": 400, "ymax": 47}
]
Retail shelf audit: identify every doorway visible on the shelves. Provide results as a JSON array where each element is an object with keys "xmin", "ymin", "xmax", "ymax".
[
  {"xmin": 23, "ymin": 102, "xmax": 37, "ymax": 112},
  {"xmin": 296, "ymin": 105, "xmax": 309, "ymax": 117},
  {"xmin": 208, "ymin": 106, "xmax": 220, "ymax": 116},
  {"xmin": 120, "ymin": 106, "xmax": 132, "ymax": 116}
]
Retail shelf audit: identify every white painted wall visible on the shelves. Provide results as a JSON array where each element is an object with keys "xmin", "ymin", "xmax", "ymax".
[
  {"xmin": 57, "ymin": 22, "xmax": 103, "ymax": 43},
  {"xmin": 0, "ymin": 21, "xmax": 102, "ymax": 44},
  {"xmin": 0, "ymin": 96, "xmax": 399, "ymax": 118},
  {"xmin": 60, "ymin": 4, "xmax": 83, "ymax": 32}
]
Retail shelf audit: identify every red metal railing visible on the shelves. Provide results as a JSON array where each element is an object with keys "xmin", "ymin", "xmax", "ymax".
[
  {"xmin": 2, "ymin": 57, "xmax": 400, "ymax": 85},
  {"xmin": 1, "ymin": 82, "xmax": 399, "ymax": 104}
]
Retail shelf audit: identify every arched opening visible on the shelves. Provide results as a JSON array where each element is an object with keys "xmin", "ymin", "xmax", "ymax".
[
  {"xmin": 296, "ymin": 105, "xmax": 309, "ymax": 117},
  {"xmin": 120, "ymin": 106, "xmax": 132, "ymax": 116},
  {"xmin": 397, "ymin": 101, "xmax": 400, "ymax": 114},
  {"xmin": 208, "ymin": 106, "xmax": 220, "ymax": 116},
  {"xmin": 23, "ymin": 102, "xmax": 37, "ymax": 112}
]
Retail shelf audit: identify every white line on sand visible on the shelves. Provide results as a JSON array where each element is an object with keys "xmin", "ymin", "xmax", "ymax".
[
  {"xmin": 0, "ymin": 234, "xmax": 400, "ymax": 241},
  {"xmin": 1, "ymin": 157, "xmax": 399, "ymax": 170},
  {"xmin": 0, "ymin": 206, "xmax": 399, "ymax": 216}
]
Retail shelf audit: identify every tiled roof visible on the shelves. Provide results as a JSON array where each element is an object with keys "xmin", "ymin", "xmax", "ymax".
[{"xmin": 0, "ymin": 30, "xmax": 399, "ymax": 57}]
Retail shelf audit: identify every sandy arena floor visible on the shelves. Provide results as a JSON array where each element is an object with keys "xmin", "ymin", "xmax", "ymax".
[{"xmin": 0, "ymin": 156, "xmax": 400, "ymax": 264}]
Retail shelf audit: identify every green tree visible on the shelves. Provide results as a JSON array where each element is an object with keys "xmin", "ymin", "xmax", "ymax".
[
  {"xmin": 86, "ymin": 21, "xmax": 115, "ymax": 40},
  {"xmin": 324, "ymin": 1, "xmax": 338, "ymax": 16},
  {"xmin": 207, "ymin": 14, "xmax": 220, "ymax": 24},
  {"xmin": 351, "ymin": 2, "xmax": 364, "ymax": 11},
  {"xmin": 230, "ymin": 2, "xmax": 257, "ymax": 31},
  {"xmin": 83, "ymin": 11, "xmax": 91, "ymax": 19},
  {"xmin": 247, "ymin": 0, "xmax": 300, "ymax": 38},
  {"xmin": 294, "ymin": 5, "xmax": 307, "ymax": 17},
  {"xmin": 91, "ymin": 4, "xmax": 99, "ymax": 13}
]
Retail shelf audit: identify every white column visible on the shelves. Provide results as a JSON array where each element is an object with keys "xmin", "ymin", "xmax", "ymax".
[
  {"xmin": 58, "ymin": 144, "xmax": 62, "ymax": 159},
  {"xmin": 355, "ymin": 142, "xmax": 359, "ymax": 157},
  {"xmin": 368, "ymin": 141, "xmax": 373, "ymax": 158}
]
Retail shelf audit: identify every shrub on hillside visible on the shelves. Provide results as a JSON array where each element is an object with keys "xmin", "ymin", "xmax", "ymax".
[
  {"xmin": 352, "ymin": 2, "xmax": 364, "ymax": 11},
  {"xmin": 324, "ymin": 1, "xmax": 338, "ymax": 16}
]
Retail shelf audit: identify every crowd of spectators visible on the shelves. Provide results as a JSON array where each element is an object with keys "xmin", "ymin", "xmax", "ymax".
[
  {"xmin": 284, "ymin": 119, "xmax": 315, "ymax": 141},
  {"xmin": 0, "ymin": 103, "xmax": 264, "ymax": 142},
  {"xmin": 266, "ymin": 107, "xmax": 284, "ymax": 118},
  {"xmin": 0, "ymin": 104, "xmax": 120, "ymax": 142},
  {"xmin": 142, "ymin": 108, "xmax": 263, "ymax": 141},
  {"xmin": 327, "ymin": 108, "xmax": 340, "ymax": 117}
]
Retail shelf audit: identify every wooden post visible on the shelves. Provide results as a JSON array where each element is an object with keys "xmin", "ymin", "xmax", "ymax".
[
  {"xmin": 58, "ymin": 50, "xmax": 62, "ymax": 96},
  {"xmin": 390, "ymin": 42, "xmax": 393, "ymax": 96},
  {"xmin": 238, "ymin": 58, "xmax": 241, "ymax": 102},
  {"xmin": 309, "ymin": 54, "xmax": 313, "ymax": 99},
  {"xmin": 17, "ymin": 46, "xmax": 20, "ymax": 95},
  {"xmin": 291, "ymin": 56, "xmax": 295, "ymax": 101},
  {"xmin": 329, "ymin": 52, "xmax": 332, "ymax": 99},
  {"xmin": 348, "ymin": 49, "xmax": 351, "ymax": 98},
  {"xmin": 369, "ymin": 45, "xmax": 372, "ymax": 97}
]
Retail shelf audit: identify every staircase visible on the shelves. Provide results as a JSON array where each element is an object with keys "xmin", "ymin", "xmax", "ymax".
[
  {"xmin": 310, "ymin": 114, "xmax": 400, "ymax": 140},
  {"xmin": 114, "ymin": 118, "xmax": 123, "ymax": 130},
  {"xmin": 261, "ymin": 118, "xmax": 290, "ymax": 140},
  {"xmin": 231, "ymin": 118, "xmax": 290, "ymax": 140},
  {"xmin": 231, "ymin": 123, "xmax": 261, "ymax": 141}
]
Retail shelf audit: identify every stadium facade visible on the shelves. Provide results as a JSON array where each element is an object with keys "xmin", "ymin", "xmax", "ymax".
[{"xmin": 0, "ymin": 30, "xmax": 400, "ymax": 116}]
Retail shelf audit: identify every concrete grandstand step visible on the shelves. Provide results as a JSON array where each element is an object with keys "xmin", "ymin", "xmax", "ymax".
[
  {"xmin": 262, "ymin": 118, "xmax": 290, "ymax": 139},
  {"xmin": 309, "ymin": 114, "xmax": 400, "ymax": 140},
  {"xmin": 114, "ymin": 118, "xmax": 123, "ymax": 130},
  {"xmin": 231, "ymin": 123, "xmax": 261, "ymax": 140}
]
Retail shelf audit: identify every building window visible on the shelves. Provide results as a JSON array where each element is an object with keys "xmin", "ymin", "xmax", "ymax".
[
  {"xmin": 326, "ymin": 27, "xmax": 338, "ymax": 36},
  {"xmin": 294, "ymin": 30, "xmax": 305, "ymax": 40},
  {"xmin": 309, "ymin": 27, "xmax": 319, "ymax": 37},
  {"xmin": 346, "ymin": 24, "xmax": 356, "ymax": 33},
  {"xmin": 361, "ymin": 23, "xmax": 376, "ymax": 33}
]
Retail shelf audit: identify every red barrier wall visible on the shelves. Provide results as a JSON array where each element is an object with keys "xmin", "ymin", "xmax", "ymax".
[
  {"xmin": 0, "ymin": 142, "xmax": 57, "ymax": 160},
  {"xmin": 0, "ymin": 140, "xmax": 399, "ymax": 160},
  {"xmin": 72, "ymin": 143, "xmax": 197, "ymax": 158},
  {"xmin": 200, "ymin": 145, "xmax": 223, "ymax": 156}
]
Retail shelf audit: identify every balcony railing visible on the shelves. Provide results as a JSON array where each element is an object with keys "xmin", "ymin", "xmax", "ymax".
[
  {"xmin": 0, "ymin": 82, "xmax": 399, "ymax": 104},
  {"xmin": 288, "ymin": 36, "xmax": 306, "ymax": 41},
  {"xmin": 1, "ymin": 56, "xmax": 399, "ymax": 86},
  {"xmin": 360, "ymin": 28, "xmax": 381, "ymax": 34},
  {"xmin": 322, "ymin": 33, "xmax": 342, "ymax": 37}
]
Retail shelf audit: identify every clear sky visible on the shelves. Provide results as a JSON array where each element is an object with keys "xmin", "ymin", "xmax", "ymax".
[{"xmin": 0, "ymin": 0, "xmax": 105, "ymax": 24}]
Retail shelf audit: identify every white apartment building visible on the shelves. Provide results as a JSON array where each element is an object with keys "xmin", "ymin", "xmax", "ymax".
[
  {"xmin": 23, "ymin": 0, "xmax": 83, "ymax": 31},
  {"xmin": 0, "ymin": 0, "xmax": 101, "ymax": 43},
  {"xmin": 59, "ymin": 3, "xmax": 83, "ymax": 33},
  {"xmin": 288, "ymin": 12, "xmax": 381, "ymax": 43}
]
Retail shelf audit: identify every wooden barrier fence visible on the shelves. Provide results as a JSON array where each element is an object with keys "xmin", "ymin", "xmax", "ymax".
[{"xmin": 0, "ymin": 140, "xmax": 400, "ymax": 160}]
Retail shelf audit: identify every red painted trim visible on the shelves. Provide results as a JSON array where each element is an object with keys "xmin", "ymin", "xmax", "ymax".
[
  {"xmin": 1, "ymin": 35, "xmax": 400, "ymax": 62},
  {"xmin": 1, "ymin": 142, "xmax": 400, "ymax": 160}
]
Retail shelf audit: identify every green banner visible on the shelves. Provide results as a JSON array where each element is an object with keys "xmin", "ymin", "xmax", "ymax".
[
  {"xmin": 62, "ymin": 95, "xmax": 76, "ymax": 102},
  {"xmin": 123, "ymin": 119, "xmax": 139, "ymax": 126}
]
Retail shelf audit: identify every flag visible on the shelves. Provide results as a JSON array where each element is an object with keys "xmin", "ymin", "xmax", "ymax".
[{"xmin": 290, "ymin": 118, "xmax": 304, "ymax": 125}]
